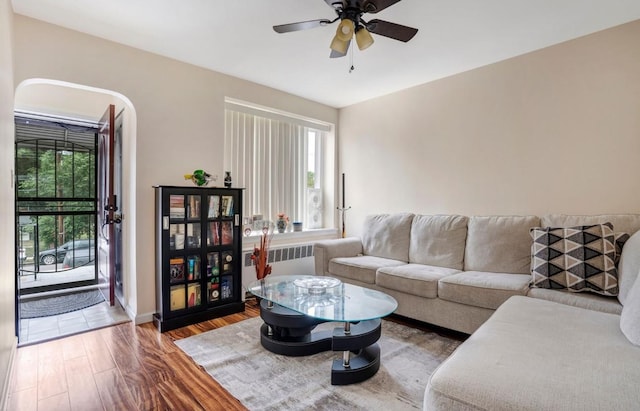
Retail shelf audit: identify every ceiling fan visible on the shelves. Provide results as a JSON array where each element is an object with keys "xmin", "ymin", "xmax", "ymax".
[{"xmin": 273, "ymin": 0, "xmax": 418, "ymax": 58}]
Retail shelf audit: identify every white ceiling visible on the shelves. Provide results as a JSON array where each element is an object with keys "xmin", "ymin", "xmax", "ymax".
[{"xmin": 11, "ymin": 0, "xmax": 640, "ymax": 108}]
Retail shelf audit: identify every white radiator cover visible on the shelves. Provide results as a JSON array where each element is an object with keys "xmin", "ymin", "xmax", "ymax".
[{"xmin": 241, "ymin": 244, "xmax": 316, "ymax": 296}]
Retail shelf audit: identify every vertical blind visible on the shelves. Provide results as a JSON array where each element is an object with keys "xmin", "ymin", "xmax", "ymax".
[{"xmin": 225, "ymin": 109, "xmax": 309, "ymax": 223}]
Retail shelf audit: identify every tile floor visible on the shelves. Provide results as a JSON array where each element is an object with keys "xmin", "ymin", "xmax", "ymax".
[{"xmin": 19, "ymin": 300, "xmax": 131, "ymax": 346}]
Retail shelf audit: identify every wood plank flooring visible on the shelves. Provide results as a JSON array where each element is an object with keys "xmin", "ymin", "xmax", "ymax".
[
  {"xmin": 8, "ymin": 298, "xmax": 467, "ymax": 411},
  {"xmin": 7, "ymin": 300, "xmax": 261, "ymax": 411}
]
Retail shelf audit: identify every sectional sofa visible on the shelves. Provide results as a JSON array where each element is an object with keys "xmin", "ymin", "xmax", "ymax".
[{"xmin": 313, "ymin": 213, "xmax": 640, "ymax": 410}]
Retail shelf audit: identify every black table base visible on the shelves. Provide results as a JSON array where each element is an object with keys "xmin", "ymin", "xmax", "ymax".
[{"xmin": 258, "ymin": 299, "xmax": 382, "ymax": 385}]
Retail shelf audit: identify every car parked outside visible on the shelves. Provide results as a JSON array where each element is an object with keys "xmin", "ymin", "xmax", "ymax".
[
  {"xmin": 62, "ymin": 247, "xmax": 95, "ymax": 269},
  {"xmin": 39, "ymin": 239, "xmax": 94, "ymax": 265}
]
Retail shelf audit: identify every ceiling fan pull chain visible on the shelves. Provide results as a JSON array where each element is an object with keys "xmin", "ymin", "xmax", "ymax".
[{"xmin": 349, "ymin": 43, "xmax": 355, "ymax": 73}]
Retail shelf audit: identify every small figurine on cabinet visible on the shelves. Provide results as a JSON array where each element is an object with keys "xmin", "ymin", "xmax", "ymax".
[{"xmin": 184, "ymin": 169, "xmax": 213, "ymax": 187}]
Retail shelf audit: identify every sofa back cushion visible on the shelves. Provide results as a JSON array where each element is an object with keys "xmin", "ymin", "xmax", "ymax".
[
  {"xmin": 409, "ymin": 215, "xmax": 468, "ymax": 270},
  {"xmin": 362, "ymin": 213, "xmax": 414, "ymax": 261},
  {"xmin": 542, "ymin": 214, "xmax": 640, "ymax": 236},
  {"xmin": 465, "ymin": 215, "xmax": 540, "ymax": 274}
]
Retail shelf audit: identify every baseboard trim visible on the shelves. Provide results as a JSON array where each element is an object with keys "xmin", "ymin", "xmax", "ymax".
[
  {"xmin": 134, "ymin": 311, "xmax": 155, "ymax": 325},
  {"xmin": 1, "ymin": 336, "xmax": 18, "ymax": 411}
]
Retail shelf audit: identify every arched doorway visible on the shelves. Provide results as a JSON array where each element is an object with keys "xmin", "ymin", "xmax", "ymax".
[{"xmin": 14, "ymin": 79, "xmax": 136, "ymax": 345}]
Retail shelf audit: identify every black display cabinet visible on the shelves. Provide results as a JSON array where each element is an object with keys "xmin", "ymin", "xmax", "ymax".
[{"xmin": 153, "ymin": 185, "xmax": 245, "ymax": 332}]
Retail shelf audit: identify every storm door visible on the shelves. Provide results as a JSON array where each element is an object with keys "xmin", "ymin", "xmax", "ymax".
[{"xmin": 15, "ymin": 113, "xmax": 99, "ymax": 295}]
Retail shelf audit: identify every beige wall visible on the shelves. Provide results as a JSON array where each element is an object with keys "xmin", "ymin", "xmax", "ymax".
[
  {"xmin": 12, "ymin": 15, "xmax": 338, "ymax": 323},
  {"xmin": 339, "ymin": 20, "xmax": 640, "ymax": 237},
  {"xmin": 0, "ymin": 0, "xmax": 16, "ymax": 405}
]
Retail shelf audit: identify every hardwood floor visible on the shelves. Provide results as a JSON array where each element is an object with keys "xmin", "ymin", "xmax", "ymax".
[
  {"xmin": 8, "ymin": 298, "xmax": 467, "ymax": 411},
  {"xmin": 7, "ymin": 300, "xmax": 261, "ymax": 411}
]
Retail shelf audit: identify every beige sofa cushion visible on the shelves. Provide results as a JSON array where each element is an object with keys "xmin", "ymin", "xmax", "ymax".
[
  {"xmin": 409, "ymin": 215, "xmax": 468, "ymax": 270},
  {"xmin": 527, "ymin": 288, "xmax": 622, "ymax": 315},
  {"xmin": 425, "ymin": 296, "xmax": 640, "ymax": 411},
  {"xmin": 361, "ymin": 213, "xmax": 414, "ymax": 261},
  {"xmin": 621, "ymin": 274, "xmax": 640, "ymax": 346},
  {"xmin": 465, "ymin": 215, "xmax": 540, "ymax": 274},
  {"xmin": 438, "ymin": 271, "xmax": 531, "ymax": 310},
  {"xmin": 377, "ymin": 264, "xmax": 461, "ymax": 299},
  {"xmin": 618, "ymin": 230, "xmax": 640, "ymax": 305},
  {"xmin": 542, "ymin": 213, "xmax": 640, "ymax": 236},
  {"xmin": 329, "ymin": 255, "xmax": 405, "ymax": 284}
]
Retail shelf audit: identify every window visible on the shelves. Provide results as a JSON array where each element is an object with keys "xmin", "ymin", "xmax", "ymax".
[{"xmin": 224, "ymin": 100, "xmax": 332, "ymax": 230}]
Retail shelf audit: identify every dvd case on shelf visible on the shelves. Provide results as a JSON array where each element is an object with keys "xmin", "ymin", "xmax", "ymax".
[
  {"xmin": 221, "ymin": 221, "xmax": 233, "ymax": 245},
  {"xmin": 208, "ymin": 195, "xmax": 220, "ymax": 218},
  {"xmin": 169, "ymin": 224, "xmax": 186, "ymax": 251},
  {"xmin": 187, "ymin": 283, "xmax": 201, "ymax": 308},
  {"xmin": 188, "ymin": 195, "xmax": 201, "ymax": 219},
  {"xmin": 169, "ymin": 257, "xmax": 185, "ymax": 282},
  {"xmin": 186, "ymin": 223, "xmax": 201, "ymax": 248},
  {"xmin": 208, "ymin": 221, "xmax": 220, "ymax": 246},
  {"xmin": 207, "ymin": 252, "xmax": 220, "ymax": 277},
  {"xmin": 221, "ymin": 276, "xmax": 233, "ymax": 299},
  {"xmin": 187, "ymin": 256, "xmax": 201, "ymax": 281},
  {"xmin": 170, "ymin": 285, "xmax": 186, "ymax": 311},
  {"xmin": 169, "ymin": 195, "xmax": 185, "ymax": 219},
  {"xmin": 209, "ymin": 279, "xmax": 220, "ymax": 302},
  {"xmin": 221, "ymin": 251, "xmax": 233, "ymax": 274},
  {"xmin": 221, "ymin": 195, "xmax": 234, "ymax": 217}
]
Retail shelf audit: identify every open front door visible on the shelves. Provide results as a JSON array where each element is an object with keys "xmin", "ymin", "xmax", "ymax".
[{"xmin": 97, "ymin": 105, "xmax": 116, "ymax": 305}]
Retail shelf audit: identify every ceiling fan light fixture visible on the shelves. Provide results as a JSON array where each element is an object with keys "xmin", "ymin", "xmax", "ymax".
[
  {"xmin": 330, "ymin": 35, "xmax": 349, "ymax": 54},
  {"xmin": 335, "ymin": 18, "xmax": 355, "ymax": 42},
  {"xmin": 355, "ymin": 27, "xmax": 374, "ymax": 50}
]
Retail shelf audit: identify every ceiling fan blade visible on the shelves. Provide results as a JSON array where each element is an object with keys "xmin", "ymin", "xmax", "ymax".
[
  {"xmin": 366, "ymin": 19, "xmax": 418, "ymax": 42},
  {"xmin": 361, "ymin": 0, "xmax": 403, "ymax": 14},
  {"xmin": 273, "ymin": 19, "xmax": 332, "ymax": 33},
  {"xmin": 330, "ymin": 40, "xmax": 351, "ymax": 58}
]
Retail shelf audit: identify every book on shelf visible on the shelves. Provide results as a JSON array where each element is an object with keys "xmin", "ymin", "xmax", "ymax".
[
  {"xmin": 169, "ymin": 195, "xmax": 185, "ymax": 219},
  {"xmin": 222, "ymin": 251, "xmax": 233, "ymax": 274},
  {"xmin": 221, "ymin": 221, "xmax": 233, "ymax": 245},
  {"xmin": 187, "ymin": 256, "xmax": 201, "ymax": 281},
  {"xmin": 188, "ymin": 195, "xmax": 200, "ymax": 219},
  {"xmin": 207, "ymin": 252, "xmax": 220, "ymax": 276},
  {"xmin": 221, "ymin": 196, "xmax": 234, "ymax": 217},
  {"xmin": 186, "ymin": 223, "xmax": 201, "ymax": 248},
  {"xmin": 208, "ymin": 195, "xmax": 220, "ymax": 218},
  {"xmin": 187, "ymin": 283, "xmax": 201, "ymax": 308},
  {"xmin": 208, "ymin": 279, "xmax": 220, "ymax": 302},
  {"xmin": 170, "ymin": 285, "xmax": 186, "ymax": 311},
  {"xmin": 221, "ymin": 276, "xmax": 233, "ymax": 299},
  {"xmin": 208, "ymin": 221, "xmax": 220, "ymax": 246},
  {"xmin": 170, "ymin": 224, "xmax": 185, "ymax": 250},
  {"xmin": 169, "ymin": 257, "xmax": 185, "ymax": 282}
]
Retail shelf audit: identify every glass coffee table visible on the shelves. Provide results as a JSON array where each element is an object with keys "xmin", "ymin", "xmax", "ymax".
[{"xmin": 246, "ymin": 275, "xmax": 398, "ymax": 385}]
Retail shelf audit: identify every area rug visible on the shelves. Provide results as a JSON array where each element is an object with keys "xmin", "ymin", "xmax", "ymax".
[
  {"xmin": 20, "ymin": 289, "xmax": 105, "ymax": 319},
  {"xmin": 175, "ymin": 317, "xmax": 461, "ymax": 410}
]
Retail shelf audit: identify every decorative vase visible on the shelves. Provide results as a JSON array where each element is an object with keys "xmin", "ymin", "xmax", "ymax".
[
  {"xmin": 224, "ymin": 171, "xmax": 232, "ymax": 188},
  {"xmin": 276, "ymin": 218, "xmax": 287, "ymax": 233}
]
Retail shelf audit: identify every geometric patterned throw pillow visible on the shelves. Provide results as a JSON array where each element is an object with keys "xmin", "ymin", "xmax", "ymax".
[{"xmin": 530, "ymin": 223, "xmax": 619, "ymax": 296}]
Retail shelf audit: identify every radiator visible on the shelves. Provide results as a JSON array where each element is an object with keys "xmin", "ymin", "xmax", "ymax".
[{"xmin": 244, "ymin": 244, "xmax": 314, "ymax": 267}]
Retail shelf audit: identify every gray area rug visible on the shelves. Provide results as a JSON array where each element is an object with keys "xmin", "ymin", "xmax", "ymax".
[
  {"xmin": 20, "ymin": 289, "xmax": 105, "ymax": 319},
  {"xmin": 175, "ymin": 317, "xmax": 461, "ymax": 410}
]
